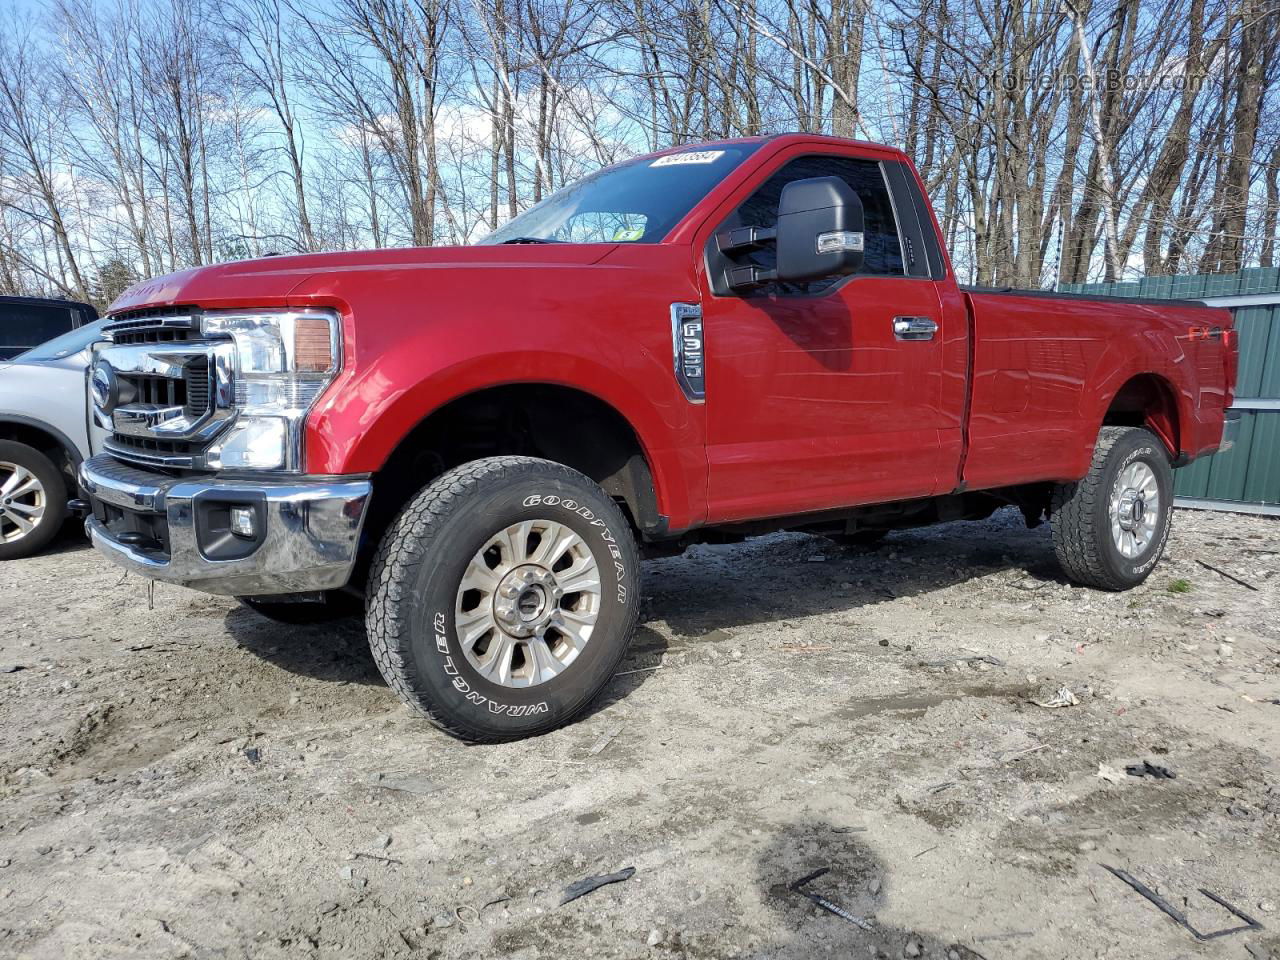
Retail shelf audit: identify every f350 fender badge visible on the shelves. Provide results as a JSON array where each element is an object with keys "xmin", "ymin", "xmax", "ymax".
[{"xmin": 670, "ymin": 303, "xmax": 705, "ymax": 403}]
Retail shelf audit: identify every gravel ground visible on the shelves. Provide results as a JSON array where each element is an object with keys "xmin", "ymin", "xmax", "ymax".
[{"xmin": 1, "ymin": 506, "xmax": 1278, "ymax": 960}]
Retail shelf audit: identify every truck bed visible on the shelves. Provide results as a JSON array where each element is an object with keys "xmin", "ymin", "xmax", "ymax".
[
  {"xmin": 958, "ymin": 285, "xmax": 1235, "ymax": 493},
  {"xmin": 960, "ymin": 284, "xmax": 1211, "ymax": 309}
]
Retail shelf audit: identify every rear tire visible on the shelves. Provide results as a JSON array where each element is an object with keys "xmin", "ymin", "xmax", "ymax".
[
  {"xmin": 365, "ymin": 456, "xmax": 641, "ymax": 742},
  {"xmin": 0, "ymin": 441, "xmax": 66, "ymax": 561},
  {"xmin": 1051, "ymin": 426, "xmax": 1173, "ymax": 590}
]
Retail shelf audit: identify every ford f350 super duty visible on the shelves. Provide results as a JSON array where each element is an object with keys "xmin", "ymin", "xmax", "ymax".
[{"xmin": 78, "ymin": 134, "xmax": 1239, "ymax": 741}]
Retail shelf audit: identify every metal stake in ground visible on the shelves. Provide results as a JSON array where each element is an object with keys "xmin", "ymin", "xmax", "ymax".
[
  {"xmin": 1099, "ymin": 864, "xmax": 1264, "ymax": 941},
  {"xmin": 788, "ymin": 868, "xmax": 875, "ymax": 931}
]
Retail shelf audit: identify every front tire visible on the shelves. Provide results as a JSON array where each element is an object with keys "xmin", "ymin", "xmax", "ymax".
[
  {"xmin": 1051, "ymin": 426, "xmax": 1173, "ymax": 590},
  {"xmin": 365, "ymin": 457, "xmax": 641, "ymax": 742},
  {"xmin": 0, "ymin": 441, "xmax": 66, "ymax": 561}
]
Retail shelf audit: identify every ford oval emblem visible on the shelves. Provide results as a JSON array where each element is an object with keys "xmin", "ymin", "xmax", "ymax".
[{"xmin": 90, "ymin": 360, "xmax": 116, "ymax": 412}]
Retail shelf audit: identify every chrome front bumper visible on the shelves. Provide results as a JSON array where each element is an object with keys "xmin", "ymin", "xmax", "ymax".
[{"xmin": 79, "ymin": 453, "xmax": 371, "ymax": 597}]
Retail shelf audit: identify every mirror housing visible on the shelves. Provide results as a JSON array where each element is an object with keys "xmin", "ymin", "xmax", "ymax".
[{"xmin": 775, "ymin": 176, "xmax": 865, "ymax": 282}]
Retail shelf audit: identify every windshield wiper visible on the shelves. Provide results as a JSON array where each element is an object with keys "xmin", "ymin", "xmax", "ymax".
[{"xmin": 499, "ymin": 236, "xmax": 563, "ymax": 244}]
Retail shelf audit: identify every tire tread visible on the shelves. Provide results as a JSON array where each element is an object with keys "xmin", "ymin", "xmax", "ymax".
[
  {"xmin": 365, "ymin": 456, "xmax": 639, "ymax": 742},
  {"xmin": 1051, "ymin": 426, "xmax": 1170, "ymax": 591}
]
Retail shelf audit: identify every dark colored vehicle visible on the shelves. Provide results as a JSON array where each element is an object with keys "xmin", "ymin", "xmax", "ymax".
[
  {"xmin": 79, "ymin": 135, "xmax": 1237, "ymax": 742},
  {"xmin": 0, "ymin": 296, "xmax": 98, "ymax": 361}
]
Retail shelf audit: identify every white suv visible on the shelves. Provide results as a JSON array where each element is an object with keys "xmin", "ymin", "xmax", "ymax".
[{"xmin": 0, "ymin": 320, "xmax": 109, "ymax": 559}]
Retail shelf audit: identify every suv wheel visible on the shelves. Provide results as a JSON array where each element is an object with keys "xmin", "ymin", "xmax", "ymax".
[
  {"xmin": 366, "ymin": 457, "xmax": 640, "ymax": 742},
  {"xmin": 1051, "ymin": 426, "xmax": 1173, "ymax": 590},
  {"xmin": 0, "ymin": 441, "xmax": 66, "ymax": 561}
]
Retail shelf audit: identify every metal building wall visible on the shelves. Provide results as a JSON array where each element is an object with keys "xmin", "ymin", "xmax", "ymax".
[{"xmin": 1061, "ymin": 268, "xmax": 1280, "ymax": 515}]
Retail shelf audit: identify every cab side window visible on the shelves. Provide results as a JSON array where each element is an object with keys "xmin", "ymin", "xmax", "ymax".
[{"xmin": 733, "ymin": 155, "xmax": 904, "ymax": 293}]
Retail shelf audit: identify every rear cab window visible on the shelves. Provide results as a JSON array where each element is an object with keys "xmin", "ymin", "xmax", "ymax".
[{"xmin": 0, "ymin": 301, "xmax": 82, "ymax": 357}]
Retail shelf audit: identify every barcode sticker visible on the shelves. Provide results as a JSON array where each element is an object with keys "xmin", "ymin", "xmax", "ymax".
[{"xmin": 650, "ymin": 150, "xmax": 725, "ymax": 167}]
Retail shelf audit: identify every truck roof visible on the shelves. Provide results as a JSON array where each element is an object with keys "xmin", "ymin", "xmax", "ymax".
[{"xmin": 660, "ymin": 132, "xmax": 908, "ymax": 158}]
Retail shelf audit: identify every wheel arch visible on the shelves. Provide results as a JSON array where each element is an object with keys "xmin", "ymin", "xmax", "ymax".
[
  {"xmin": 1099, "ymin": 372, "xmax": 1183, "ymax": 461},
  {"xmin": 353, "ymin": 382, "xmax": 668, "ymax": 587},
  {"xmin": 0, "ymin": 415, "xmax": 82, "ymax": 477}
]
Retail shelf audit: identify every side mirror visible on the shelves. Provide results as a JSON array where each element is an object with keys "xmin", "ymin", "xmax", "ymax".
[{"xmin": 775, "ymin": 176, "xmax": 865, "ymax": 282}]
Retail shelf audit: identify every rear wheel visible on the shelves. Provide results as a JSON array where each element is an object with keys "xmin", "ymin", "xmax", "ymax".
[
  {"xmin": 365, "ymin": 457, "xmax": 640, "ymax": 742},
  {"xmin": 0, "ymin": 441, "xmax": 65, "ymax": 561},
  {"xmin": 1051, "ymin": 426, "xmax": 1173, "ymax": 590}
]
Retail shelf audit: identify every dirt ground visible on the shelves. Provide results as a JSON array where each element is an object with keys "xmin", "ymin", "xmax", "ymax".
[{"xmin": 1, "ymin": 506, "xmax": 1278, "ymax": 960}]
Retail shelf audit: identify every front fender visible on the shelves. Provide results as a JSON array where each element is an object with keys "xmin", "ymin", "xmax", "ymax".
[
  {"xmin": 305, "ymin": 343, "xmax": 706, "ymax": 532},
  {"xmin": 290, "ymin": 246, "xmax": 708, "ymax": 531}
]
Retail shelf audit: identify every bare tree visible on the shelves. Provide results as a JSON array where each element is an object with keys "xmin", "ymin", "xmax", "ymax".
[
  {"xmin": 219, "ymin": 0, "xmax": 318, "ymax": 250},
  {"xmin": 0, "ymin": 24, "xmax": 89, "ymax": 297},
  {"xmin": 2, "ymin": 0, "xmax": 1279, "ymax": 297}
]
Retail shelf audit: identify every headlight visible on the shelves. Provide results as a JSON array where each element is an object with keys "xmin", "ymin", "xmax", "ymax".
[{"xmin": 201, "ymin": 309, "xmax": 341, "ymax": 471}]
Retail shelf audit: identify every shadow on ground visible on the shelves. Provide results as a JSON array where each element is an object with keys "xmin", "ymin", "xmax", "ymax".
[
  {"xmin": 223, "ymin": 606, "xmax": 671, "ymax": 713},
  {"xmin": 38, "ymin": 519, "xmax": 94, "ymax": 557},
  {"xmin": 744, "ymin": 820, "xmax": 989, "ymax": 959},
  {"xmin": 222, "ymin": 511, "xmax": 1061, "ymax": 712},
  {"xmin": 646, "ymin": 513, "xmax": 1068, "ymax": 639},
  {"xmin": 224, "ymin": 603, "xmax": 382, "ymax": 685}
]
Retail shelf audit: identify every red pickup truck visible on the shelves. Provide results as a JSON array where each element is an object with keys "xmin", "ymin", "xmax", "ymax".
[{"xmin": 80, "ymin": 134, "xmax": 1238, "ymax": 741}]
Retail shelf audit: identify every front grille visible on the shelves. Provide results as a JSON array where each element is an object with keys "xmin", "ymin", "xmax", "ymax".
[
  {"xmin": 99, "ymin": 307, "xmax": 231, "ymax": 471},
  {"xmin": 111, "ymin": 327, "xmax": 202, "ymax": 345},
  {"xmin": 122, "ymin": 374, "xmax": 188, "ymax": 408},
  {"xmin": 105, "ymin": 307, "xmax": 202, "ymax": 345},
  {"xmin": 110, "ymin": 435, "xmax": 200, "ymax": 455},
  {"xmin": 110, "ymin": 305, "xmax": 200, "ymax": 323},
  {"xmin": 107, "ymin": 435, "xmax": 199, "ymax": 471},
  {"xmin": 184, "ymin": 358, "xmax": 210, "ymax": 415}
]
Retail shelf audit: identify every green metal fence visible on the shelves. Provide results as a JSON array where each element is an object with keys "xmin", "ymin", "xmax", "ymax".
[{"xmin": 1062, "ymin": 268, "xmax": 1280, "ymax": 515}]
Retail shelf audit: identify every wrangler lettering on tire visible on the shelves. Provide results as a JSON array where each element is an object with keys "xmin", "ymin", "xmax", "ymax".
[
  {"xmin": 365, "ymin": 457, "xmax": 641, "ymax": 742},
  {"xmin": 1051, "ymin": 426, "xmax": 1174, "ymax": 591}
]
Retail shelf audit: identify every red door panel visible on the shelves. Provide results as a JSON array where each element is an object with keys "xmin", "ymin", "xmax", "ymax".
[{"xmin": 702, "ymin": 275, "xmax": 948, "ymax": 522}]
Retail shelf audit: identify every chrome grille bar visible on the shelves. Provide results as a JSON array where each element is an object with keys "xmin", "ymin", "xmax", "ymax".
[{"xmin": 96, "ymin": 312, "xmax": 237, "ymax": 468}]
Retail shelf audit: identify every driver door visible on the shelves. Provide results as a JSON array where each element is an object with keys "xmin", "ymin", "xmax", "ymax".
[{"xmin": 698, "ymin": 149, "xmax": 951, "ymax": 523}]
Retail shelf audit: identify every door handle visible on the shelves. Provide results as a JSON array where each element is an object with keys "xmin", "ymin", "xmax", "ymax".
[{"xmin": 893, "ymin": 316, "xmax": 938, "ymax": 341}]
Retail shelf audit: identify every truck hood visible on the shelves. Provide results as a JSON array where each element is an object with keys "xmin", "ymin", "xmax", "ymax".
[{"xmin": 109, "ymin": 244, "xmax": 620, "ymax": 314}]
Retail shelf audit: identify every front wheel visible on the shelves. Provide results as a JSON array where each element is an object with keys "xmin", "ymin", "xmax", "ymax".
[
  {"xmin": 365, "ymin": 457, "xmax": 641, "ymax": 742},
  {"xmin": 0, "ymin": 441, "xmax": 66, "ymax": 561},
  {"xmin": 1051, "ymin": 426, "xmax": 1173, "ymax": 590}
]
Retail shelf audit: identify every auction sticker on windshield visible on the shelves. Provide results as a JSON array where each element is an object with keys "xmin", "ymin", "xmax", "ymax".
[{"xmin": 650, "ymin": 150, "xmax": 725, "ymax": 167}]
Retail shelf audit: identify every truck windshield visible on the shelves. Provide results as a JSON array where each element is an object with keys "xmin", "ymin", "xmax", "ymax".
[{"xmin": 479, "ymin": 143, "xmax": 763, "ymax": 245}]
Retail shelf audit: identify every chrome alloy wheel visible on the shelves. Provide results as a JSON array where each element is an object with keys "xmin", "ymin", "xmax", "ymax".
[
  {"xmin": 455, "ymin": 519, "xmax": 601, "ymax": 687},
  {"xmin": 0, "ymin": 461, "xmax": 46, "ymax": 545},
  {"xmin": 1109, "ymin": 460, "xmax": 1160, "ymax": 559}
]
